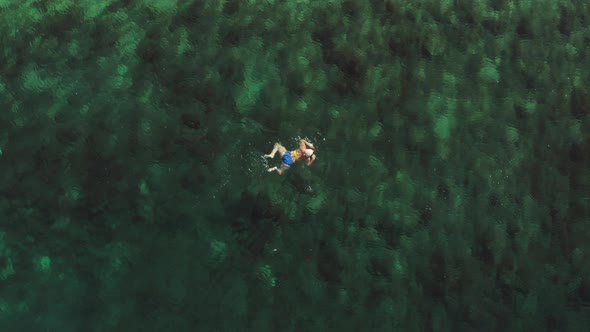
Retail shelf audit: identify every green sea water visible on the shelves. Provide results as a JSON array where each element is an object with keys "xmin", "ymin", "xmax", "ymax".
[{"xmin": 1, "ymin": 1, "xmax": 589, "ymax": 331}]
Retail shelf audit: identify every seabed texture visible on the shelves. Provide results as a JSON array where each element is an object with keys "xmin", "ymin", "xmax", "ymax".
[{"xmin": 1, "ymin": 1, "xmax": 589, "ymax": 331}]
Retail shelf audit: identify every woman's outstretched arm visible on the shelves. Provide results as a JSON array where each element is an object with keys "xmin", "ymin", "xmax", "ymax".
[{"xmin": 301, "ymin": 138, "xmax": 314, "ymax": 149}]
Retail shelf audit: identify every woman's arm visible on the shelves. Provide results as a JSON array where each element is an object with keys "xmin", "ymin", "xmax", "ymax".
[
  {"xmin": 301, "ymin": 138, "xmax": 314, "ymax": 149},
  {"xmin": 306, "ymin": 154, "xmax": 316, "ymax": 166},
  {"xmin": 299, "ymin": 140, "xmax": 307, "ymax": 151}
]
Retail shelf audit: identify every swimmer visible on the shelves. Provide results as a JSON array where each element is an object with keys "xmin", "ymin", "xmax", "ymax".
[{"xmin": 264, "ymin": 138, "xmax": 316, "ymax": 174}]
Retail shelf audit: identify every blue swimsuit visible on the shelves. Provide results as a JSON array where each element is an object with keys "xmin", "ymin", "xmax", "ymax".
[
  {"xmin": 281, "ymin": 151, "xmax": 294, "ymax": 166},
  {"xmin": 282, "ymin": 148, "xmax": 305, "ymax": 166}
]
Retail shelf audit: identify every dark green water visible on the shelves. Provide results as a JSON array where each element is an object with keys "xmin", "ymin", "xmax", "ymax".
[{"xmin": 1, "ymin": 1, "xmax": 589, "ymax": 331}]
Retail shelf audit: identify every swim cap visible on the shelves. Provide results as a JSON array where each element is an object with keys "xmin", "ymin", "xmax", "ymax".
[{"xmin": 304, "ymin": 149, "xmax": 314, "ymax": 157}]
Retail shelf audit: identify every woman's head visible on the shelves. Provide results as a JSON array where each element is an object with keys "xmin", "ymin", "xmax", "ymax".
[{"xmin": 304, "ymin": 149, "xmax": 314, "ymax": 157}]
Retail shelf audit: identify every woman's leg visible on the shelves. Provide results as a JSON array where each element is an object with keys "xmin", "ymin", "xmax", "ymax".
[
  {"xmin": 264, "ymin": 143, "xmax": 287, "ymax": 158},
  {"xmin": 268, "ymin": 163, "xmax": 289, "ymax": 174},
  {"xmin": 278, "ymin": 163, "xmax": 290, "ymax": 173}
]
